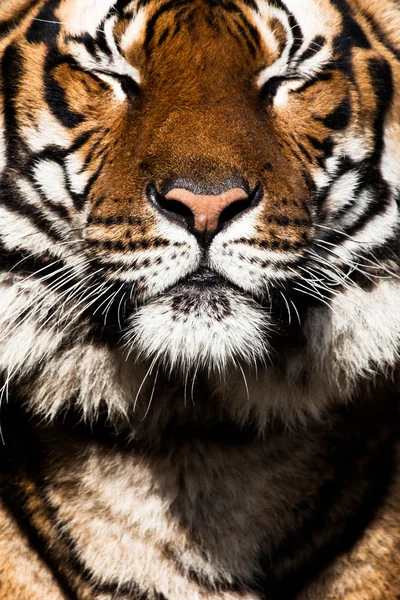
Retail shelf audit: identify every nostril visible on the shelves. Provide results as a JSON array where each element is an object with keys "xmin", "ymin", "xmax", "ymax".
[
  {"xmin": 157, "ymin": 196, "xmax": 195, "ymax": 229},
  {"xmin": 219, "ymin": 184, "xmax": 263, "ymax": 230},
  {"xmin": 219, "ymin": 198, "xmax": 252, "ymax": 227},
  {"xmin": 161, "ymin": 199, "xmax": 194, "ymax": 224},
  {"xmin": 147, "ymin": 183, "xmax": 195, "ymax": 229}
]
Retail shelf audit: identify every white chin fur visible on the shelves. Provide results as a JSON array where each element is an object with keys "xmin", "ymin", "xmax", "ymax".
[{"xmin": 126, "ymin": 284, "xmax": 270, "ymax": 372}]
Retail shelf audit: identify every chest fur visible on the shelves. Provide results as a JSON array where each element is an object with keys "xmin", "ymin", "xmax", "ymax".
[{"xmin": 43, "ymin": 435, "xmax": 313, "ymax": 599}]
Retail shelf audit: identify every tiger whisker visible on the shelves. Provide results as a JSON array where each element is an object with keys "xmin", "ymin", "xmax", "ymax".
[
  {"xmin": 289, "ymin": 298, "xmax": 301, "ymax": 326},
  {"xmin": 32, "ymin": 17, "xmax": 104, "ymax": 33},
  {"xmin": 280, "ymin": 291, "xmax": 292, "ymax": 325},
  {"xmin": 142, "ymin": 367, "xmax": 159, "ymax": 421},
  {"xmin": 102, "ymin": 283, "xmax": 126, "ymax": 326},
  {"xmin": 315, "ymin": 237, "xmax": 400, "ymax": 278},
  {"xmin": 133, "ymin": 358, "xmax": 157, "ymax": 414},
  {"xmin": 292, "ymin": 284, "xmax": 342, "ymax": 319}
]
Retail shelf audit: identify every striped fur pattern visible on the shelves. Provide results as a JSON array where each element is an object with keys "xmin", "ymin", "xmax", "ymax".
[{"xmin": 0, "ymin": 0, "xmax": 399, "ymax": 598}]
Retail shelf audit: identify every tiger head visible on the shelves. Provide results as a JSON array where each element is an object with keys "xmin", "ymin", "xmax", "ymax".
[{"xmin": 1, "ymin": 0, "xmax": 400, "ymax": 424}]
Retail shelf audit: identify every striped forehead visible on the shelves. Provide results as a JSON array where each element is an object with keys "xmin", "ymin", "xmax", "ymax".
[
  {"xmin": 53, "ymin": 0, "xmax": 342, "ymax": 87},
  {"xmin": 117, "ymin": 0, "xmax": 338, "ymax": 61},
  {"xmin": 56, "ymin": 0, "xmax": 338, "ymax": 42}
]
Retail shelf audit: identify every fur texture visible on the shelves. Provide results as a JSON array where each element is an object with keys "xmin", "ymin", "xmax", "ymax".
[{"xmin": 0, "ymin": 0, "xmax": 399, "ymax": 598}]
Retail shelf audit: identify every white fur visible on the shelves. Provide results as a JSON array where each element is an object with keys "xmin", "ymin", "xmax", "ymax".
[
  {"xmin": 0, "ymin": 112, "xmax": 6, "ymax": 176},
  {"xmin": 0, "ymin": 205, "xmax": 56, "ymax": 256},
  {"xmin": 120, "ymin": 8, "xmax": 148, "ymax": 53},
  {"xmin": 95, "ymin": 72, "xmax": 127, "ymax": 102},
  {"xmin": 58, "ymin": 0, "xmax": 116, "ymax": 36},
  {"xmin": 33, "ymin": 160, "xmax": 75, "ymax": 211},
  {"xmin": 21, "ymin": 110, "xmax": 72, "ymax": 153},
  {"xmin": 324, "ymin": 170, "xmax": 361, "ymax": 215},
  {"xmin": 128, "ymin": 287, "xmax": 270, "ymax": 372},
  {"xmin": 219, "ymin": 278, "xmax": 400, "ymax": 428},
  {"xmin": 209, "ymin": 205, "xmax": 304, "ymax": 295},
  {"xmin": 381, "ymin": 121, "xmax": 400, "ymax": 189},
  {"xmin": 64, "ymin": 154, "xmax": 89, "ymax": 196}
]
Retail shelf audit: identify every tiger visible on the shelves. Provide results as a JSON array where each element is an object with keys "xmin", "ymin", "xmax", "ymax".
[{"xmin": 0, "ymin": 0, "xmax": 399, "ymax": 598}]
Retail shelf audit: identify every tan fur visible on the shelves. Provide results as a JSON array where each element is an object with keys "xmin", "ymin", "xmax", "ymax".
[
  {"xmin": 0, "ymin": 0, "xmax": 399, "ymax": 598},
  {"xmin": 0, "ymin": 498, "xmax": 66, "ymax": 600}
]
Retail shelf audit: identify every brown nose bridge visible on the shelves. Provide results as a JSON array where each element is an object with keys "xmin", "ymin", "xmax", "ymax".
[{"xmin": 165, "ymin": 188, "xmax": 248, "ymax": 232}]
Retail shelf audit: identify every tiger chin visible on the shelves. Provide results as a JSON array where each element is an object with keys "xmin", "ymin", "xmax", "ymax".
[{"xmin": 0, "ymin": 0, "xmax": 400, "ymax": 599}]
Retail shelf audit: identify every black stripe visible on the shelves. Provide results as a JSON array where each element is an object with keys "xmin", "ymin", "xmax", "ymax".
[
  {"xmin": 25, "ymin": 129, "xmax": 102, "ymax": 169},
  {"xmin": 345, "ymin": 231, "xmax": 400, "ymax": 269},
  {"xmin": 0, "ymin": 480, "xmax": 81, "ymax": 600},
  {"xmin": 224, "ymin": 18, "xmax": 256, "ymax": 57},
  {"xmin": 234, "ymin": 12, "xmax": 261, "ymax": 56},
  {"xmin": 144, "ymin": 0, "xmax": 191, "ymax": 51},
  {"xmin": 44, "ymin": 52, "xmax": 85, "ymax": 129},
  {"xmin": 23, "ymin": 168, "xmax": 71, "ymax": 222},
  {"xmin": 260, "ymin": 76, "xmax": 296, "ymax": 103},
  {"xmin": 68, "ymin": 32, "xmax": 98, "ymax": 58},
  {"xmin": 157, "ymin": 25, "xmax": 170, "ymax": 46},
  {"xmin": 0, "ymin": 177, "xmax": 64, "ymax": 242},
  {"xmin": 368, "ymin": 57, "xmax": 393, "ymax": 163},
  {"xmin": 26, "ymin": 0, "xmax": 61, "ymax": 44},
  {"xmin": 330, "ymin": 0, "xmax": 371, "ymax": 47},
  {"xmin": 86, "ymin": 238, "xmax": 168, "ymax": 252},
  {"xmin": 136, "ymin": 0, "xmax": 152, "ymax": 8},
  {"xmin": 0, "ymin": 243, "xmax": 62, "ymax": 277},
  {"xmin": 0, "ymin": 401, "xmax": 170, "ymax": 599},
  {"xmin": 0, "ymin": 248, "xmax": 89, "ymax": 308},
  {"xmin": 111, "ymin": 73, "xmax": 140, "ymax": 97},
  {"xmin": 361, "ymin": 9, "xmax": 400, "ymax": 62},
  {"xmin": 297, "ymin": 35, "xmax": 326, "ymax": 63},
  {"xmin": 330, "ymin": 0, "xmax": 370, "ymax": 72},
  {"xmin": 242, "ymin": 18, "xmax": 261, "ymax": 48},
  {"xmin": 287, "ymin": 12, "xmax": 303, "ymax": 59},
  {"xmin": 268, "ymin": 0, "xmax": 287, "ymax": 11},
  {"xmin": 0, "ymin": 43, "xmax": 25, "ymax": 163},
  {"xmin": 0, "ymin": 0, "xmax": 38, "ymax": 39},
  {"xmin": 320, "ymin": 96, "xmax": 351, "ymax": 131},
  {"xmin": 20, "ymin": 127, "xmax": 104, "ymax": 213},
  {"xmin": 87, "ymin": 215, "xmax": 143, "ymax": 226},
  {"xmin": 291, "ymin": 136, "xmax": 313, "ymax": 163},
  {"xmin": 0, "ymin": 407, "xmax": 122, "ymax": 600},
  {"xmin": 112, "ymin": 0, "xmax": 135, "ymax": 15},
  {"xmin": 82, "ymin": 153, "xmax": 108, "ymax": 202},
  {"xmin": 315, "ymin": 155, "xmax": 357, "ymax": 214},
  {"xmin": 336, "ymin": 58, "xmax": 393, "ymax": 235},
  {"xmin": 306, "ymin": 135, "xmax": 334, "ymax": 157},
  {"xmin": 343, "ymin": 178, "xmax": 391, "ymax": 238},
  {"xmin": 290, "ymin": 71, "xmax": 333, "ymax": 96},
  {"xmin": 81, "ymin": 140, "xmax": 103, "ymax": 171},
  {"xmin": 95, "ymin": 26, "xmax": 114, "ymax": 56}
]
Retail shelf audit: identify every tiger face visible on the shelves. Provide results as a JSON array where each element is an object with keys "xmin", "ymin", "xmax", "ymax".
[{"xmin": 1, "ymin": 0, "xmax": 400, "ymax": 421}]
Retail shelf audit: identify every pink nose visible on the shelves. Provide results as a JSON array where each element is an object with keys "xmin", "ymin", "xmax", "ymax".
[{"xmin": 165, "ymin": 187, "xmax": 249, "ymax": 233}]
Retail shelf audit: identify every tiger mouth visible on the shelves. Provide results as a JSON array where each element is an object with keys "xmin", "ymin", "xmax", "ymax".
[
  {"xmin": 179, "ymin": 267, "xmax": 225, "ymax": 286},
  {"xmin": 148, "ymin": 266, "xmax": 253, "ymax": 303}
]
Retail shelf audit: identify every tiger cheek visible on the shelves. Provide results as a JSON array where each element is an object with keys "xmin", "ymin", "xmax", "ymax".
[{"xmin": 85, "ymin": 126, "xmax": 155, "ymax": 252}]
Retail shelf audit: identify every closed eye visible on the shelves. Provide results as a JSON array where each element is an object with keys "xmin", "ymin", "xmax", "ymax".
[
  {"xmin": 94, "ymin": 70, "xmax": 140, "ymax": 100},
  {"xmin": 108, "ymin": 73, "xmax": 140, "ymax": 97},
  {"xmin": 259, "ymin": 76, "xmax": 302, "ymax": 102}
]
